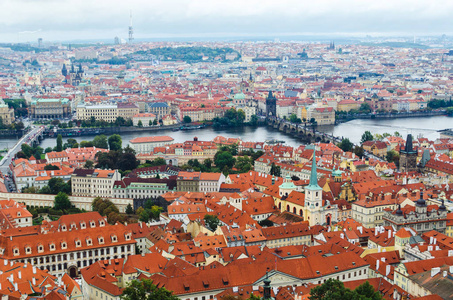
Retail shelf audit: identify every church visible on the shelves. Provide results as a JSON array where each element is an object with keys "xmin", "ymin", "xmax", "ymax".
[{"xmin": 271, "ymin": 149, "xmax": 339, "ymax": 226}]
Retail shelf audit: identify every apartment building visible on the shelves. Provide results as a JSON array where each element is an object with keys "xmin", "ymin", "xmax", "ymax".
[
  {"xmin": 129, "ymin": 136, "xmax": 174, "ymax": 154},
  {"xmin": 71, "ymin": 169, "xmax": 121, "ymax": 198},
  {"xmin": 0, "ymin": 212, "xmax": 135, "ymax": 278}
]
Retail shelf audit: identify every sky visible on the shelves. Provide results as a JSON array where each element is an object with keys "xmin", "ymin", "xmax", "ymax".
[{"xmin": 2, "ymin": 0, "xmax": 453, "ymax": 43}]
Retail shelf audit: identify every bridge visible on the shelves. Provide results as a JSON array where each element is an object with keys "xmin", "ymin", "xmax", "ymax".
[
  {"xmin": 0, "ymin": 126, "xmax": 45, "ymax": 174},
  {"xmin": 266, "ymin": 117, "xmax": 384, "ymax": 162},
  {"xmin": 266, "ymin": 117, "xmax": 341, "ymax": 144}
]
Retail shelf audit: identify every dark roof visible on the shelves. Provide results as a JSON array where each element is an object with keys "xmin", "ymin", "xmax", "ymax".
[{"xmin": 149, "ymin": 102, "xmax": 169, "ymax": 108}]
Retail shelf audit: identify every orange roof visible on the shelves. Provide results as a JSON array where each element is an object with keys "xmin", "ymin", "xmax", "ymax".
[{"xmin": 130, "ymin": 136, "xmax": 174, "ymax": 144}]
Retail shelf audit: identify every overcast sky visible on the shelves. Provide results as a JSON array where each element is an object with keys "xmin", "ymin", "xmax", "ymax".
[{"xmin": 2, "ymin": 0, "xmax": 453, "ymax": 43}]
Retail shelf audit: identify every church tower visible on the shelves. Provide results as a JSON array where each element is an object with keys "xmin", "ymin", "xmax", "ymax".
[
  {"xmin": 265, "ymin": 91, "xmax": 277, "ymax": 118},
  {"xmin": 399, "ymin": 134, "xmax": 417, "ymax": 172},
  {"xmin": 305, "ymin": 149, "xmax": 323, "ymax": 224}
]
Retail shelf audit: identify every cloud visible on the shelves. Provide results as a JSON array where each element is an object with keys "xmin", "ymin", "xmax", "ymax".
[{"xmin": 1, "ymin": 0, "xmax": 453, "ymax": 42}]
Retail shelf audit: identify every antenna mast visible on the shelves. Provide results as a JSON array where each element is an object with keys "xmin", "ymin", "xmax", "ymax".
[{"xmin": 128, "ymin": 10, "xmax": 134, "ymax": 44}]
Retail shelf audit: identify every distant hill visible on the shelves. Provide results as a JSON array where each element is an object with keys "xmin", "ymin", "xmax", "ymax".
[
  {"xmin": 360, "ymin": 42, "xmax": 429, "ymax": 49},
  {"xmin": 130, "ymin": 46, "xmax": 241, "ymax": 62}
]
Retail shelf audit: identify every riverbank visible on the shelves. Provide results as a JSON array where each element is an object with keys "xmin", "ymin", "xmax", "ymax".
[{"xmin": 335, "ymin": 110, "xmax": 447, "ymax": 124}]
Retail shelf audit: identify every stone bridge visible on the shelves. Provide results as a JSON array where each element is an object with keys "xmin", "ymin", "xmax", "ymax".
[{"xmin": 266, "ymin": 117, "xmax": 340, "ymax": 144}]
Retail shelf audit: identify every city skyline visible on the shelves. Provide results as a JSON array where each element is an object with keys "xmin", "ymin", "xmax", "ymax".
[{"xmin": 2, "ymin": 0, "xmax": 453, "ymax": 43}]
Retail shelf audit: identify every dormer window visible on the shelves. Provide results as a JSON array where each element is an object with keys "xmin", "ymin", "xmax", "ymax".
[
  {"xmin": 61, "ymin": 242, "xmax": 67, "ymax": 249},
  {"xmin": 13, "ymin": 248, "xmax": 19, "ymax": 256},
  {"xmin": 37, "ymin": 244, "xmax": 44, "ymax": 253},
  {"xmin": 125, "ymin": 233, "xmax": 131, "ymax": 241},
  {"xmin": 86, "ymin": 238, "xmax": 92, "ymax": 246},
  {"xmin": 80, "ymin": 222, "xmax": 86, "ymax": 229},
  {"xmin": 99, "ymin": 220, "xmax": 105, "ymax": 227},
  {"xmin": 75, "ymin": 239, "xmax": 81, "ymax": 248},
  {"xmin": 25, "ymin": 246, "xmax": 31, "ymax": 254},
  {"xmin": 111, "ymin": 235, "xmax": 117, "ymax": 243},
  {"xmin": 49, "ymin": 243, "xmax": 55, "ymax": 251},
  {"xmin": 90, "ymin": 221, "xmax": 95, "ymax": 228},
  {"xmin": 98, "ymin": 237, "xmax": 104, "ymax": 244},
  {"xmin": 17, "ymin": 212, "xmax": 21, "ymax": 217},
  {"xmin": 61, "ymin": 225, "xmax": 67, "ymax": 232}
]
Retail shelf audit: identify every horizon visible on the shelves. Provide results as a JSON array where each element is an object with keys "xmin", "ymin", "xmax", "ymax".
[{"xmin": 3, "ymin": 0, "xmax": 453, "ymax": 44}]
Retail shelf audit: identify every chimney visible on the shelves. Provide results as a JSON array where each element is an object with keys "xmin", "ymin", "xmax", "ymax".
[
  {"xmin": 32, "ymin": 277, "xmax": 36, "ymax": 285},
  {"xmin": 381, "ymin": 257, "xmax": 385, "ymax": 262},
  {"xmin": 18, "ymin": 271, "xmax": 21, "ymax": 279},
  {"xmin": 430, "ymin": 236, "xmax": 434, "ymax": 244},
  {"xmin": 386, "ymin": 265, "xmax": 391, "ymax": 276},
  {"xmin": 4, "ymin": 260, "xmax": 7, "ymax": 266},
  {"xmin": 448, "ymin": 250, "xmax": 453, "ymax": 257},
  {"xmin": 388, "ymin": 230, "xmax": 391, "ymax": 239},
  {"xmin": 443, "ymin": 271, "xmax": 448, "ymax": 277},
  {"xmin": 33, "ymin": 266, "xmax": 36, "ymax": 274},
  {"xmin": 431, "ymin": 267, "xmax": 441, "ymax": 277},
  {"xmin": 376, "ymin": 260, "xmax": 380, "ymax": 271},
  {"xmin": 14, "ymin": 283, "xmax": 17, "ymax": 291}
]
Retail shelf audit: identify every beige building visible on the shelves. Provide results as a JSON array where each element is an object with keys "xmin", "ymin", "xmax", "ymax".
[
  {"xmin": 76, "ymin": 102, "xmax": 139, "ymax": 122},
  {"xmin": 117, "ymin": 103, "xmax": 139, "ymax": 120},
  {"xmin": 29, "ymin": 98, "xmax": 71, "ymax": 119},
  {"xmin": 307, "ymin": 106, "xmax": 335, "ymax": 125},
  {"xmin": 0, "ymin": 212, "xmax": 135, "ymax": 278},
  {"xmin": 0, "ymin": 99, "xmax": 14, "ymax": 125},
  {"xmin": 71, "ymin": 169, "xmax": 121, "ymax": 198},
  {"xmin": 76, "ymin": 103, "xmax": 117, "ymax": 122},
  {"xmin": 129, "ymin": 136, "xmax": 174, "ymax": 154},
  {"xmin": 132, "ymin": 113, "xmax": 156, "ymax": 127}
]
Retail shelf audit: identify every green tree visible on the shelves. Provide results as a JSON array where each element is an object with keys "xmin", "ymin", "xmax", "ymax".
[
  {"xmin": 394, "ymin": 131, "xmax": 401, "ymax": 137},
  {"xmin": 204, "ymin": 214, "xmax": 220, "ymax": 231},
  {"xmin": 153, "ymin": 119, "xmax": 158, "ymax": 125},
  {"xmin": 338, "ymin": 138, "xmax": 354, "ymax": 152},
  {"xmin": 121, "ymin": 279, "xmax": 179, "ymax": 300},
  {"xmin": 137, "ymin": 120, "xmax": 143, "ymax": 128},
  {"xmin": 56, "ymin": 134, "xmax": 63, "ymax": 152},
  {"xmin": 183, "ymin": 116, "xmax": 192, "ymax": 123},
  {"xmin": 249, "ymin": 114, "xmax": 258, "ymax": 126},
  {"xmin": 354, "ymin": 281, "xmax": 382, "ymax": 300},
  {"xmin": 149, "ymin": 120, "xmax": 153, "ymax": 126},
  {"xmin": 309, "ymin": 279, "xmax": 354, "ymax": 300},
  {"xmin": 93, "ymin": 135, "xmax": 108, "ymax": 149},
  {"xmin": 361, "ymin": 131, "xmax": 374, "ymax": 144},
  {"xmin": 360, "ymin": 102, "xmax": 371, "ymax": 113},
  {"xmin": 39, "ymin": 185, "xmax": 52, "ymax": 194},
  {"xmin": 214, "ymin": 151, "xmax": 236, "ymax": 172},
  {"xmin": 44, "ymin": 164, "xmax": 60, "ymax": 170},
  {"xmin": 126, "ymin": 203, "xmax": 134, "ymax": 214},
  {"xmin": 45, "ymin": 147, "xmax": 53, "ymax": 153},
  {"xmin": 353, "ymin": 146, "xmax": 365, "ymax": 159},
  {"xmin": 21, "ymin": 144, "xmax": 33, "ymax": 158},
  {"xmin": 54, "ymin": 192, "xmax": 71, "ymax": 211},
  {"xmin": 108, "ymin": 134, "xmax": 122, "ymax": 151},
  {"xmin": 48, "ymin": 177, "xmax": 71, "ymax": 194},
  {"xmin": 84, "ymin": 160, "xmax": 94, "ymax": 169},
  {"xmin": 80, "ymin": 141, "xmax": 94, "ymax": 147},
  {"xmin": 270, "ymin": 163, "xmax": 281, "ymax": 177},
  {"xmin": 386, "ymin": 150, "xmax": 400, "ymax": 163}
]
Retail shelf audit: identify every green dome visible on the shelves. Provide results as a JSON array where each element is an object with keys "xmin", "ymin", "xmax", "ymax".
[
  {"xmin": 279, "ymin": 175, "xmax": 297, "ymax": 190},
  {"xmin": 332, "ymin": 167, "xmax": 343, "ymax": 177},
  {"xmin": 234, "ymin": 93, "xmax": 246, "ymax": 100}
]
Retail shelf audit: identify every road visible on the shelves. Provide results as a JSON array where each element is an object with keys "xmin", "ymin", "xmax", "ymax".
[{"xmin": 0, "ymin": 124, "xmax": 45, "ymax": 176}]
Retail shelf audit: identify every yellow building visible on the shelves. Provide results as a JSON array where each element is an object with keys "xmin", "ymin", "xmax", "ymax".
[{"xmin": 0, "ymin": 99, "xmax": 15, "ymax": 125}]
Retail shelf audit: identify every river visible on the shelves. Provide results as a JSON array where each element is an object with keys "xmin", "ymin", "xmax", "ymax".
[{"xmin": 0, "ymin": 115, "xmax": 451, "ymax": 150}]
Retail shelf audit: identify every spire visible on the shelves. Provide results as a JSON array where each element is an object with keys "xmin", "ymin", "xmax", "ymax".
[
  {"xmin": 306, "ymin": 149, "xmax": 321, "ymax": 190},
  {"xmin": 404, "ymin": 134, "xmax": 414, "ymax": 153}
]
